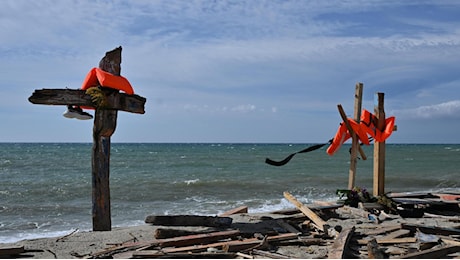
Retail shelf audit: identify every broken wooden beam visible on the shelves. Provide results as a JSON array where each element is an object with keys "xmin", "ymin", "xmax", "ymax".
[
  {"xmin": 29, "ymin": 89, "xmax": 146, "ymax": 114},
  {"xmin": 219, "ymin": 206, "xmax": 248, "ymax": 217},
  {"xmin": 328, "ymin": 226, "xmax": 355, "ymax": 259},
  {"xmin": 155, "ymin": 229, "xmax": 241, "ymax": 247},
  {"xmin": 154, "ymin": 228, "xmax": 217, "ymax": 239},
  {"xmin": 283, "ymin": 191, "xmax": 327, "ymax": 232},
  {"xmin": 400, "ymin": 244, "xmax": 460, "ymax": 259},
  {"xmin": 145, "ymin": 215, "xmax": 233, "ymax": 227}
]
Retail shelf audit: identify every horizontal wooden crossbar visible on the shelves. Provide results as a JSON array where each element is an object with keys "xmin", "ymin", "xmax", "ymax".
[{"xmin": 28, "ymin": 88, "xmax": 146, "ymax": 114}]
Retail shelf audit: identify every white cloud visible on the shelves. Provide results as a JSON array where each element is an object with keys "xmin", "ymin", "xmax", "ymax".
[{"xmin": 395, "ymin": 100, "xmax": 460, "ymax": 119}]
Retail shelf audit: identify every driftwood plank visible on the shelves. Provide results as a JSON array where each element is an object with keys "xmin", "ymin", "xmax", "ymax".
[
  {"xmin": 219, "ymin": 206, "xmax": 248, "ymax": 217},
  {"xmin": 402, "ymin": 223, "xmax": 460, "ymax": 236},
  {"xmin": 0, "ymin": 246, "xmax": 25, "ymax": 257},
  {"xmin": 328, "ymin": 226, "xmax": 355, "ymax": 259},
  {"xmin": 132, "ymin": 233, "xmax": 299, "ymax": 256},
  {"xmin": 380, "ymin": 229, "xmax": 411, "ymax": 240},
  {"xmin": 367, "ymin": 238, "xmax": 387, "ymax": 259},
  {"xmin": 362, "ymin": 225, "xmax": 401, "ymax": 235},
  {"xmin": 155, "ymin": 230, "xmax": 240, "ymax": 247},
  {"xmin": 132, "ymin": 251, "xmax": 237, "ymax": 258},
  {"xmin": 145, "ymin": 215, "xmax": 232, "ymax": 227},
  {"xmin": 29, "ymin": 89, "xmax": 146, "ymax": 114},
  {"xmin": 400, "ymin": 244, "xmax": 460, "ymax": 259},
  {"xmin": 358, "ymin": 237, "xmax": 416, "ymax": 245},
  {"xmin": 154, "ymin": 228, "xmax": 217, "ymax": 239},
  {"xmin": 283, "ymin": 191, "xmax": 327, "ymax": 231}
]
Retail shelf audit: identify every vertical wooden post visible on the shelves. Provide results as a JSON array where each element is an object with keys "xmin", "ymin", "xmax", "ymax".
[
  {"xmin": 91, "ymin": 47, "xmax": 122, "ymax": 231},
  {"xmin": 348, "ymin": 83, "xmax": 364, "ymax": 190},
  {"xmin": 373, "ymin": 93, "xmax": 386, "ymax": 196}
]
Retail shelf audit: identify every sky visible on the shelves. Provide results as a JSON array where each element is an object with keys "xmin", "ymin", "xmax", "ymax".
[{"xmin": 1, "ymin": 0, "xmax": 460, "ymax": 143}]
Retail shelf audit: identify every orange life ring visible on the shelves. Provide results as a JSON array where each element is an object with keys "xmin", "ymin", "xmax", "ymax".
[{"xmin": 81, "ymin": 67, "xmax": 134, "ymax": 95}]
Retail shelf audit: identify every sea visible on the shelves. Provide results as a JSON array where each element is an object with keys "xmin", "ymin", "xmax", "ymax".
[{"xmin": 1, "ymin": 143, "xmax": 459, "ymax": 243}]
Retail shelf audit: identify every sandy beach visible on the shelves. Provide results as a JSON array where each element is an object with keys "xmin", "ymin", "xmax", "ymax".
[{"xmin": 2, "ymin": 197, "xmax": 460, "ymax": 259}]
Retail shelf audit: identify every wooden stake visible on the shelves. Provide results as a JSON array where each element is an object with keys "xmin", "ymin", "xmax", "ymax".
[
  {"xmin": 348, "ymin": 83, "xmax": 364, "ymax": 189},
  {"xmin": 91, "ymin": 47, "xmax": 123, "ymax": 231},
  {"xmin": 373, "ymin": 93, "xmax": 386, "ymax": 197}
]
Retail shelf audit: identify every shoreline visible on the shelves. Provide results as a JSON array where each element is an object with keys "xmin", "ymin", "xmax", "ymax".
[{"xmin": 2, "ymin": 191, "xmax": 460, "ymax": 259}]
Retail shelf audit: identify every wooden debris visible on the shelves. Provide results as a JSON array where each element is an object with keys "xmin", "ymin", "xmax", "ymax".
[
  {"xmin": 402, "ymin": 223, "xmax": 460, "ymax": 236},
  {"xmin": 219, "ymin": 206, "xmax": 248, "ymax": 217},
  {"xmin": 400, "ymin": 244, "xmax": 460, "ymax": 259},
  {"xmin": 155, "ymin": 230, "xmax": 241, "ymax": 248},
  {"xmin": 328, "ymin": 226, "xmax": 355, "ymax": 259},
  {"xmin": 145, "ymin": 214, "xmax": 233, "ymax": 227},
  {"xmin": 0, "ymin": 246, "xmax": 25, "ymax": 257},
  {"xmin": 367, "ymin": 238, "xmax": 387, "ymax": 259},
  {"xmin": 284, "ymin": 191, "xmax": 328, "ymax": 232},
  {"xmin": 154, "ymin": 228, "xmax": 216, "ymax": 239}
]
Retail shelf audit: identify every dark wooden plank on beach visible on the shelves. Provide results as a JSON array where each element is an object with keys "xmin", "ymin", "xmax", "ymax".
[
  {"xmin": 328, "ymin": 226, "xmax": 355, "ymax": 259},
  {"xmin": 155, "ymin": 230, "xmax": 240, "ymax": 247},
  {"xmin": 357, "ymin": 237, "xmax": 417, "ymax": 245},
  {"xmin": 373, "ymin": 92, "xmax": 386, "ymax": 196},
  {"xmin": 132, "ymin": 233, "xmax": 299, "ymax": 256},
  {"xmin": 219, "ymin": 206, "xmax": 248, "ymax": 217},
  {"xmin": 154, "ymin": 228, "xmax": 217, "ymax": 239},
  {"xmin": 400, "ymin": 244, "xmax": 460, "ymax": 259},
  {"xmin": 133, "ymin": 251, "xmax": 237, "ymax": 258},
  {"xmin": 283, "ymin": 191, "xmax": 327, "ymax": 232},
  {"xmin": 145, "ymin": 215, "xmax": 233, "ymax": 227},
  {"xmin": 0, "ymin": 246, "xmax": 25, "ymax": 256},
  {"xmin": 402, "ymin": 223, "xmax": 460, "ymax": 236}
]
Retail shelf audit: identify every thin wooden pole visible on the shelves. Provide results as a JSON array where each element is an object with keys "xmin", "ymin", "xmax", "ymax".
[
  {"xmin": 91, "ymin": 47, "xmax": 122, "ymax": 231},
  {"xmin": 348, "ymin": 83, "xmax": 364, "ymax": 190},
  {"xmin": 373, "ymin": 92, "xmax": 386, "ymax": 196}
]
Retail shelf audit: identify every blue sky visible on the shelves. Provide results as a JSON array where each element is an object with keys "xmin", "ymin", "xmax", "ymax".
[{"xmin": 1, "ymin": 0, "xmax": 460, "ymax": 143}]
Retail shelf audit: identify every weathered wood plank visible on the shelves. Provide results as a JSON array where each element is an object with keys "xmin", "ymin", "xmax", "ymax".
[
  {"xmin": 373, "ymin": 92, "xmax": 386, "ymax": 196},
  {"xmin": 0, "ymin": 246, "xmax": 25, "ymax": 256},
  {"xmin": 358, "ymin": 237, "xmax": 416, "ymax": 245},
  {"xmin": 402, "ymin": 223, "xmax": 460, "ymax": 236},
  {"xmin": 400, "ymin": 244, "xmax": 460, "ymax": 259},
  {"xmin": 219, "ymin": 206, "xmax": 248, "ymax": 217},
  {"xmin": 155, "ymin": 230, "xmax": 240, "ymax": 247},
  {"xmin": 283, "ymin": 191, "xmax": 327, "ymax": 232},
  {"xmin": 28, "ymin": 89, "xmax": 146, "ymax": 114},
  {"xmin": 145, "ymin": 215, "xmax": 233, "ymax": 227},
  {"xmin": 367, "ymin": 238, "xmax": 387, "ymax": 259},
  {"xmin": 328, "ymin": 226, "xmax": 355, "ymax": 259},
  {"xmin": 154, "ymin": 228, "xmax": 217, "ymax": 239}
]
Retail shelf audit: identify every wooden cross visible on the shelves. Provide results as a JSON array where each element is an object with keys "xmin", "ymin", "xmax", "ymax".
[{"xmin": 28, "ymin": 47, "xmax": 146, "ymax": 231}]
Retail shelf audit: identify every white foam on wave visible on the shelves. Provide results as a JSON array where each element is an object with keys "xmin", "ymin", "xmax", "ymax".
[{"xmin": 0, "ymin": 228, "xmax": 81, "ymax": 244}]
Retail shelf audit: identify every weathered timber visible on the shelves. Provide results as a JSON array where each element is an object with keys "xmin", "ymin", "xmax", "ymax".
[
  {"xmin": 361, "ymin": 225, "xmax": 401, "ymax": 236},
  {"xmin": 379, "ymin": 229, "xmax": 411, "ymax": 240},
  {"xmin": 91, "ymin": 47, "xmax": 121, "ymax": 231},
  {"xmin": 283, "ymin": 191, "xmax": 327, "ymax": 232},
  {"xmin": 400, "ymin": 244, "xmax": 460, "ymax": 259},
  {"xmin": 0, "ymin": 246, "xmax": 25, "ymax": 257},
  {"xmin": 28, "ymin": 89, "xmax": 146, "ymax": 114},
  {"xmin": 357, "ymin": 237, "xmax": 416, "ymax": 245},
  {"xmin": 348, "ymin": 83, "xmax": 364, "ymax": 190},
  {"xmin": 131, "ymin": 251, "xmax": 237, "ymax": 259},
  {"xmin": 402, "ymin": 223, "xmax": 460, "ymax": 236},
  {"xmin": 145, "ymin": 215, "xmax": 233, "ymax": 227},
  {"xmin": 367, "ymin": 238, "xmax": 387, "ymax": 259},
  {"xmin": 154, "ymin": 228, "xmax": 217, "ymax": 239},
  {"xmin": 373, "ymin": 92, "xmax": 386, "ymax": 196},
  {"xmin": 328, "ymin": 226, "xmax": 355, "ymax": 259},
  {"xmin": 131, "ymin": 233, "xmax": 299, "ymax": 255},
  {"xmin": 219, "ymin": 206, "xmax": 248, "ymax": 217},
  {"xmin": 251, "ymin": 249, "xmax": 290, "ymax": 259},
  {"xmin": 154, "ymin": 230, "xmax": 241, "ymax": 248}
]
